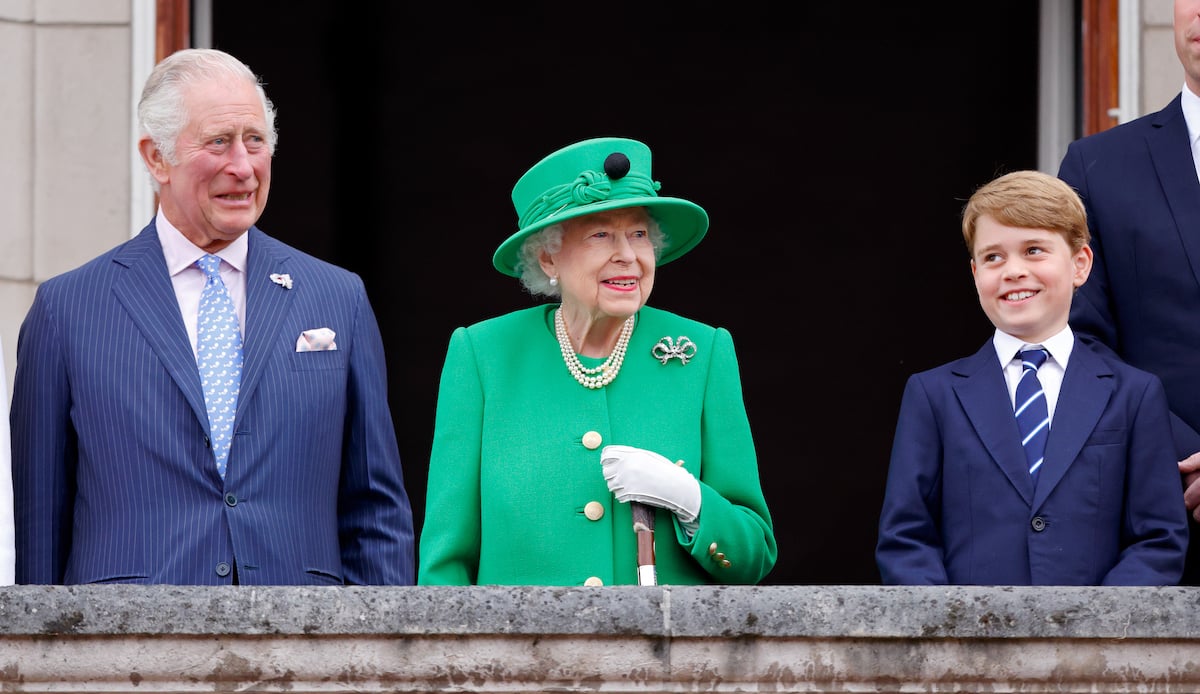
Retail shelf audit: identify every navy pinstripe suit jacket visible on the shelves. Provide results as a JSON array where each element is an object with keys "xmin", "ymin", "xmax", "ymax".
[{"xmin": 10, "ymin": 221, "xmax": 414, "ymax": 585}]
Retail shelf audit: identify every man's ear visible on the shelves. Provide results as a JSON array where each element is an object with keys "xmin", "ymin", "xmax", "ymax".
[{"xmin": 137, "ymin": 137, "xmax": 170, "ymax": 186}]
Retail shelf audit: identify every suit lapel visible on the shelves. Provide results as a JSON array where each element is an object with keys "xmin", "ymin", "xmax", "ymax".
[
  {"xmin": 237, "ymin": 228, "xmax": 295, "ymax": 418},
  {"xmin": 953, "ymin": 343, "xmax": 1036, "ymax": 505},
  {"xmin": 1149, "ymin": 96, "xmax": 1200, "ymax": 290},
  {"xmin": 110, "ymin": 225, "xmax": 209, "ymax": 426},
  {"xmin": 1032, "ymin": 346, "xmax": 1114, "ymax": 509}
]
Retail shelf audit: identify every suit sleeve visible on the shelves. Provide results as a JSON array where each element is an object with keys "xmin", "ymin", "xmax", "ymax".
[
  {"xmin": 876, "ymin": 374, "xmax": 949, "ymax": 585},
  {"xmin": 1102, "ymin": 373, "xmax": 1189, "ymax": 585},
  {"xmin": 677, "ymin": 327, "xmax": 777, "ymax": 584},
  {"xmin": 1060, "ymin": 142, "xmax": 1120, "ymax": 352},
  {"xmin": 417, "ymin": 327, "xmax": 485, "ymax": 585},
  {"xmin": 10, "ymin": 285, "xmax": 75, "ymax": 584},
  {"xmin": 336, "ymin": 281, "xmax": 415, "ymax": 585}
]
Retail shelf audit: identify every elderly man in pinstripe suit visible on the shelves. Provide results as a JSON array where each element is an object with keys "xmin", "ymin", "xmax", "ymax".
[{"xmin": 8, "ymin": 48, "xmax": 413, "ymax": 585}]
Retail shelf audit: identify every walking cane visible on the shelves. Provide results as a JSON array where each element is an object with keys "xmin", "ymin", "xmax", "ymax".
[{"xmin": 631, "ymin": 501, "xmax": 657, "ymax": 586}]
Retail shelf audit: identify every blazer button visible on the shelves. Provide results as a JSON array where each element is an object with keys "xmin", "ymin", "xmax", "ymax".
[
  {"xmin": 584, "ymin": 501, "xmax": 605, "ymax": 521},
  {"xmin": 708, "ymin": 542, "xmax": 719, "ymax": 555},
  {"xmin": 582, "ymin": 431, "xmax": 603, "ymax": 450},
  {"xmin": 583, "ymin": 576, "xmax": 603, "ymax": 586},
  {"xmin": 224, "ymin": 493, "xmax": 238, "ymax": 507},
  {"xmin": 1031, "ymin": 516, "xmax": 1047, "ymax": 532},
  {"xmin": 215, "ymin": 562, "xmax": 231, "ymax": 577}
]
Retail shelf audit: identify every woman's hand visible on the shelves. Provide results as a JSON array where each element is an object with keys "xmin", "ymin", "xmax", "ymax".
[{"xmin": 601, "ymin": 445, "xmax": 701, "ymax": 523}]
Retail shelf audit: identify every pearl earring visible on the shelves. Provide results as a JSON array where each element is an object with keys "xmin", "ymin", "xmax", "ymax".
[{"xmin": 549, "ymin": 276, "xmax": 558, "ymax": 287}]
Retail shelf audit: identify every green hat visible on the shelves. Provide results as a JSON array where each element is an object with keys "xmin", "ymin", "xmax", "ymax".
[{"xmin": 493, "ymin": 137, "xmax": 710, "ymax": 277}]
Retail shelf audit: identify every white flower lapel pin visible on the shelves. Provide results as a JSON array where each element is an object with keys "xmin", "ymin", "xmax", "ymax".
[
  {"xmin": 652, "ymin": 336, "xmax": 697, "ymax": 365},
  {"xmin": 270, "ymin": 273, "xmax": 293, "ymax": 290}
]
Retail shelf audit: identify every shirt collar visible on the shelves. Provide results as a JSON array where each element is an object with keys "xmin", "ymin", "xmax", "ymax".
[
  {"xmin": 1181, "ymin": 82, "xmax": 1200, "ymax": 150},
  {"xmin": 155, "ymin": 208, "xmax": 249, "ymax": 277},
  {"xmin": 992, "ymin": 325, "xmax": 1075, "ymax": 369}
]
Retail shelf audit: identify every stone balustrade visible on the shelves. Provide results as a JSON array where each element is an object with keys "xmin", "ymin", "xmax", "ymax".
[{"xmin": 0, "ymin": 584, "xmax": 1197, "ymax": 692}]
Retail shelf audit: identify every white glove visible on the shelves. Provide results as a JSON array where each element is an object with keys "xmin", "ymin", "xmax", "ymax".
[{"xmin": 601, "ymin": 444, "xmax": 701, "ymax": 524}]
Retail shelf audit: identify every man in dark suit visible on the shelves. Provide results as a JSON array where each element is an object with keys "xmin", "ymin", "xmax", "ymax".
[
  {"xmin": 1058, "ymin": 0, "xmax": 1200, "ymax": 583},
  {"xmin": 9, "ymin": 48, "xmax": 414, "ymax": 585}
]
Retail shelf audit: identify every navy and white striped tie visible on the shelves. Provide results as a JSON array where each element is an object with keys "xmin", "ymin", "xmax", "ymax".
[{"xmin": 1015, "ymin": 348, "xmax": 1050, "ymax": 482}]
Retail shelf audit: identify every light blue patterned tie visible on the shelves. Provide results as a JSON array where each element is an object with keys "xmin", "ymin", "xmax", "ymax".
[
  {"xmin": 196, "ymin": 254, "xmax": 242, "ymax": 479},
  {"xmin": 1015, "ymin": 348, "xmax": 1050, "ymax": 483}
]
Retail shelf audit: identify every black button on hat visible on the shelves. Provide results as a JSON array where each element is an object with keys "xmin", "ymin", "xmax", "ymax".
[{"xmin": 604, "ymin": 152, "xmax": 631, "ymax": 180}]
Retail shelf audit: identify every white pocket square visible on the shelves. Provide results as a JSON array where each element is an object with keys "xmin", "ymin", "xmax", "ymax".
[{"xmin": 296, "ymin": 327, "xmax": 337, "ymax": 352}]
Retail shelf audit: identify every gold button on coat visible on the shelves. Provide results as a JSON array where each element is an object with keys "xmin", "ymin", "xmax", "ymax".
[
  {"xmin": 584, "ymin": 501, "xmax": 605, "ymax": 520},
  {"xmin": 584, "ymin": 576, "xmax": 604, "ymax": 586},
  {"xmin": 582, "ymin": 431, "xmax": 603, "ymax": 450}
]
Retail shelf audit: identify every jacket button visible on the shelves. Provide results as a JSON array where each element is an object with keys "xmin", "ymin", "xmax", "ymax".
[
  {"xmin": 584, "ymin": 501, "xmax": 604, "ymax": 521},
  {"xmin": 582, "ymin": 431, "xmax": 603, "ymax": 450},
  {"xmin": 708, "ymin": 542, "xmax": 719, "ymax": 555},
  {"xmin": 224, "ymin": 493, "xmax": 237, "ymax": 507},
  {"xmin": 1031, "ymin": 516, "xmax": 1046, "ymax": 532},
  {"xmin": 583, "ymin": 576, "xmax": 603, "ymax": 586},
  {"xmin": 215, "ymin": 562, "xmax": 231, "ymax": 577}
]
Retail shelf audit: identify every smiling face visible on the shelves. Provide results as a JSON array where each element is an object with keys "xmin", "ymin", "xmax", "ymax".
[
  {"xmin": 140, "ymin": 77, "xmax": 272, "ymax": 252},
  {"xmin": 541, "ymin": 207, "xmax": 657, "ymax": 323},
  {"xmin": 970, "ymin": 215, "xmax": 1092, "ymax": 344}
]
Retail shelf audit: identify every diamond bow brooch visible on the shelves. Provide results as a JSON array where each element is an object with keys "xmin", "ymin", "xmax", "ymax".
[{"xmin": 652, "ymin": 336, "xmax": 697, "ymax": 365}]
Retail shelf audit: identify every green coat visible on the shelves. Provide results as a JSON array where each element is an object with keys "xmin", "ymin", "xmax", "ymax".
[{"xmin": 417, "ymin": 304, "xmax": 777, "ymax": 586}]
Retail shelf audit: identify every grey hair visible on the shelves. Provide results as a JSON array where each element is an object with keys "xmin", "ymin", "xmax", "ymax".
[
  {"xmin": 138, "ymin": 48, "xmax": 278, "ymax": 190},
  {"xmin": 516, "ymin": 215, "xmax": 667, "ymax": 298}
]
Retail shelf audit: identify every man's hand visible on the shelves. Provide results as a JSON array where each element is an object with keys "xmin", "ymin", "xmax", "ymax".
[{"xmin": 1179, "ymin": 451, "xmax": 1200, "ymax": 520}]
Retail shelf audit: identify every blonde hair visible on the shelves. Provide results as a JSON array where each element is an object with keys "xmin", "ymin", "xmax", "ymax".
[{"xmin": 961, "ymin": 170, "xmax": 1089, "ymax": 255}]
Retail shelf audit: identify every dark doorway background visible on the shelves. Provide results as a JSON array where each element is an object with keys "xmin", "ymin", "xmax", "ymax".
[{"xmin": 212, "ymin": 2, "xmax": 1041, "ymax": 584}]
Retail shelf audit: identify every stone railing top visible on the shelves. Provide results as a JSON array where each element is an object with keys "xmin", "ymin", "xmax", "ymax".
[{"xmin": 0, "ymin": 584, "xmax": 1197, "ymax": 639}]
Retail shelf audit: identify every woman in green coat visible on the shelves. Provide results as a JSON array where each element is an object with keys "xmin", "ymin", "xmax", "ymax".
[{"xmin": 417, "ymin": 137, "xmax": 777, "ymax": 586}]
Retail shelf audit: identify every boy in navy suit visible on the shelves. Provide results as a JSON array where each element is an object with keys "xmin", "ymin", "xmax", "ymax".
[{"xmin": 876, "ymin": 170, "xmax": 1188, "ymax": 585}]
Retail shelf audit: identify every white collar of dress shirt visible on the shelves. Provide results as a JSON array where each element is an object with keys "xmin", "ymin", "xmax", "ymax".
[
  {"xmin": 154, "ymin": 208, "xmax": 249, "ymax": 277},
  {"xmin": 1181, "ymin": 82, "xmax": 1200, "ymax": 151},
  {"xmin": 991, "ymin": 325, "xmax": 1074, "ymax": 369}
]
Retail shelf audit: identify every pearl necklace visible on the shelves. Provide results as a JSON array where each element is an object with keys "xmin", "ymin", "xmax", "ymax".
[{"xmin": 554, "ymin": 307, "xmax": 635, "ymax": 389}]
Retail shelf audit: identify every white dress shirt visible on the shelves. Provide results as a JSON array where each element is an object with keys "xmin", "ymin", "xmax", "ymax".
[
  {"xmin": 154, "ymin": 209, "xmax": 249, "ymax": 359},
  {"xmin": 992, "ymin": 326, "xmax": 1074, "ymax": 425},
  {"xmin": 1181, "ymin": 82, "xmax": 1200, "ymax": 184}
]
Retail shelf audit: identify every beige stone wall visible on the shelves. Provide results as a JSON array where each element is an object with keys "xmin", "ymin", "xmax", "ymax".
[
  {"xmin": 0, "ymin": 0, "xmax": 134, "ymax": 403},
  {"xmin": 1, "ymin": 584, "xmax": 1199, "ymax": 692}
]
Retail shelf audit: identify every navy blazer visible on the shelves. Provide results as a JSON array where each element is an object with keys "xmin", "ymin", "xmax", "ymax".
[
  {"xmin": 876, "ymin": 340, "xmax": 1187, "ymax": 585},
  {"xmin": 10, "ymin": 222, "xmax": 414, "ymax": 585},
  {"xmin": 1060, "ymin": 94, "xmax": 1200, "ymax": 459},
  {"xmin": 1059, "ymin": 94, "xmax": 1200, "ymax": 581}
]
